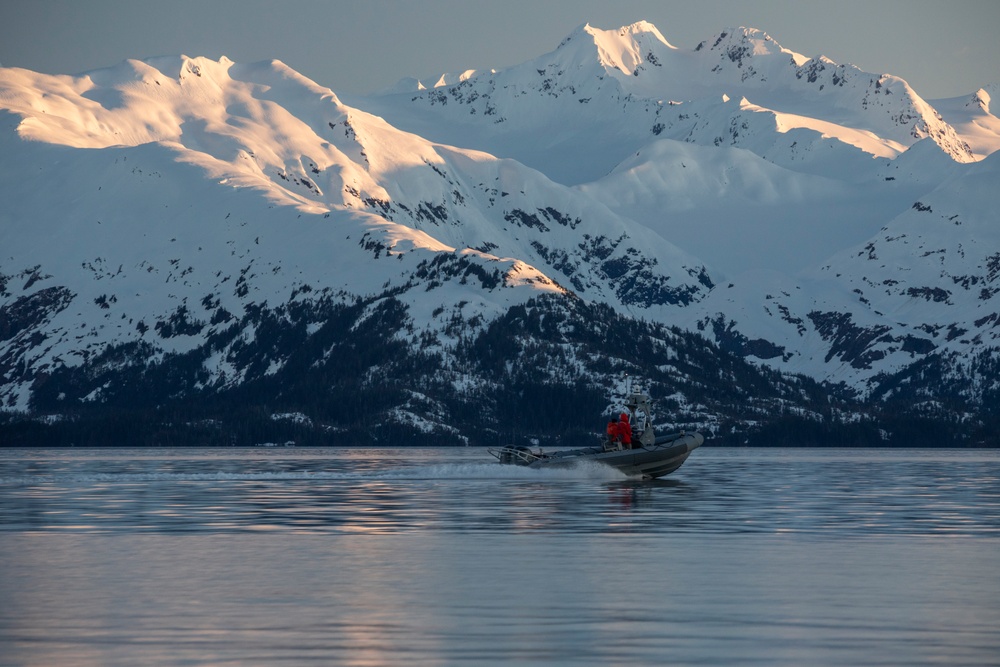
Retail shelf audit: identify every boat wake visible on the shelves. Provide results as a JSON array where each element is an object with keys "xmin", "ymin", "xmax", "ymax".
[
  {"xmin": 0, "ymin": 460, "xmax": 630, "ymax": 487},
  {"xmin": 389, "ymin": 460, "xmax": 630, "ymax": 481}
]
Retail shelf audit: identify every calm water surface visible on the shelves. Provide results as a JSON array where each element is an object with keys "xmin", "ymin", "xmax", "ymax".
[{"xmin": 0, "ymin": 447, "xmax": 998, "ymax": 666}]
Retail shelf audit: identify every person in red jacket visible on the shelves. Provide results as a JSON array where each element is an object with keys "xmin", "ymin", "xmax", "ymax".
[
  {"xmin": 606, "ymin": 416, "xmax": 621, "ymax": 448},
  {"xmin": 617, "ymin": 412, "xmax": 633, "ymax": 449}
]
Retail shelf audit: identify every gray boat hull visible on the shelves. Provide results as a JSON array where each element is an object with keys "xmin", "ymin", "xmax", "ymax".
[{"xmin": 492, "ymin": 432, "xmax": 704, "ymax": 479}]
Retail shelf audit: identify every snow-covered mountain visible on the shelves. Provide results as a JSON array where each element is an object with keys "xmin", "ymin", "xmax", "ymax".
[
  {"xmin": 1, "ymin": 21, "xmax": 997, "ymax": 445},
  {"xmin": 362, "ymin": 22, "xmax": 975, "ymax": 182},
  {"xmin": 930, "ymin": 84, "xmax": 1000, "ymax": 159}
]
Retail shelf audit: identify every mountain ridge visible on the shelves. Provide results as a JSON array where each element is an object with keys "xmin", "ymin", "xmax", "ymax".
[
  {"xmin": 365, "ymin": 21, "xmax": 976, "ymax": 183},
  {"xmin": 1, "ymin": 20, "xmax": 998, "ymax": 446}
]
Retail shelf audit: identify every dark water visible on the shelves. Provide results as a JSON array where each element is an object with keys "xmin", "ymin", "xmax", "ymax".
[{"xmin": 1, "ymin": 447, "xmax": 998, "ymax": 665}]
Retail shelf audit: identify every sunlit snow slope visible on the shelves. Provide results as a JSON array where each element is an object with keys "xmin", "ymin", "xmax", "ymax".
[
  {"xmin": 0, "ymin": 53, "xmax": 711, "ymax": 411},
  {"xmin": 2, "ymin": 20, "xmax": 998, "ymax": 423}
]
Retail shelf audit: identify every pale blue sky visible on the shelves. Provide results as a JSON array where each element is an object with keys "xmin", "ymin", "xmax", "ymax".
[{"xmin": 1, "ymin": 0, "xmax": 997, "ymax": 100}]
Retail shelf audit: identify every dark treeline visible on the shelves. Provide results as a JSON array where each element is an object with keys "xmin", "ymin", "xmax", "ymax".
[{"xmin": 1, "ymin": 295, "xmax": 996, "ymax": 447}]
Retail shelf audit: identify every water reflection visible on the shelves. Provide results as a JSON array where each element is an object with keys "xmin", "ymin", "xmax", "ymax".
[
  {"xmin": 0, "ymin": 448, "xmax": 999, "ymax": 536},
  {"xmin": 2, "ymin": 448, "xmax": 999, "ymax": 666},
  {"xmin": 3, "ymin": 530, "xmax": 998, "ymax": 666}
]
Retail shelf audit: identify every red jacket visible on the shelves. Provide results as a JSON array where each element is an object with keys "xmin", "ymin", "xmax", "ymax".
[{"xmin": 617, "ymin": 415, "xmax": 632, "ymax": 445}]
